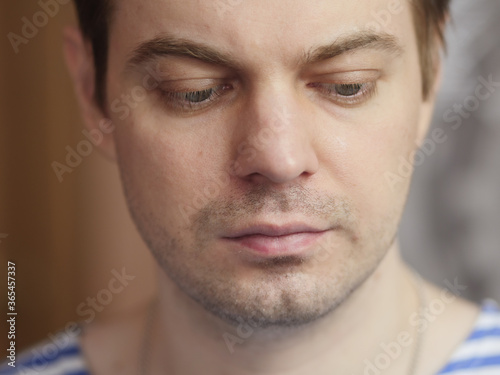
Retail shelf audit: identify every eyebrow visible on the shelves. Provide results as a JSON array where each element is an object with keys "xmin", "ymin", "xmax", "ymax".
[
  {"xmin": 126, "ymin": 31, "xmax": 404, "ymax": 70},
  {"xmin": 126, "ymin": 35, "xmax": 239, "ymax": 70},
  {"xmin": 301, "ymin": 32, "xmax": 403, "ymax": 65}
]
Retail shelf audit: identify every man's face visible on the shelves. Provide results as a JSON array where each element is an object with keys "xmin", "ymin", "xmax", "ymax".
[{"xmin": 104, "ymin": 0, "xmax": 434, "ymax": 327}]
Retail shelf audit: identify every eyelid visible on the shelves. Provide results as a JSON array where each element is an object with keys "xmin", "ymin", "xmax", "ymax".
[
  {"xmin": 158, "ymin": 78, "xmax": 226, "ymax": 92},
  {"xmin": 142, "ymin": 57, "xmax": 234, "ymax": 80},
  {"xmin": 311, "ymin": 69, "xmax": 382, "ymax": 83},
  {"xmin": 309, "ymin": 81, "xmax": 378, "ymax": 107},
  {"xmin": 157, "ymin": 83, "xmax": 233, "ymax": 114}
]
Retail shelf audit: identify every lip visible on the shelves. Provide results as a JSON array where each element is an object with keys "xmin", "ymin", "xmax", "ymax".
[
  {"xmin": 224, "ymin": 223, "xmax": 327, "ymax": 238},
  {"xmin": 222, "ymin": 223, "xmax": 330, "ymax": 257}
]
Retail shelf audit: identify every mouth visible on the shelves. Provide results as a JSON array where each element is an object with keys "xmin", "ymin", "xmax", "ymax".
[{"xmin": 221, "ymin": 223, "xmax": 330, "ymax": 257}]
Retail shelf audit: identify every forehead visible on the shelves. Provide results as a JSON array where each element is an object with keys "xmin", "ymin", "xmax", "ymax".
[{"xmin": 109, "ymin": 0, "xmax": 416, "ymax": 67}]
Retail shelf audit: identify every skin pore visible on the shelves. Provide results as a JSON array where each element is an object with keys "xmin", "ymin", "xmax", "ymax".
[{"xmin": 64, "ymin": 0, "xmax": 480, "ymax": 374}]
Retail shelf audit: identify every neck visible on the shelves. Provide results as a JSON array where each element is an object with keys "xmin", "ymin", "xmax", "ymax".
[{"xmin": 149, "ymin": 241, "xmax": 421, "ymax": 375}]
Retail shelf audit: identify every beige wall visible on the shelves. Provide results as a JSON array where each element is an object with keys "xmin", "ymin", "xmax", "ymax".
[{"xmin": 0, "ymin": 1, "xmax": 155, "ymax": 352}]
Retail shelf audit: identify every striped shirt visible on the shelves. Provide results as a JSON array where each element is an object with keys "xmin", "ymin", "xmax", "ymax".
[
  {"xmin": 436, "ymin": 300, "xmax": 500, "ymax": 375},
  {"xmin": 2, "ymin": 301, "xmax": 500, "ymax": 375},
  {"xmin": 0, "ymin": 325, "xmax": 89, "ymax": 375}
]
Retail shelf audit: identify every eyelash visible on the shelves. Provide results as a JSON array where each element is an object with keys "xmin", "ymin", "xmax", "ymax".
[
  {"xmin": 308, "ymin": 82, "xmax": 377, "ymax": 106},
  {"xmin": 159, "ymin": 84, "xmax": 232, "ymax": 112},
  {"xmin": 158, "ymin": 81, "xmax": 376, "ymax": 113}
]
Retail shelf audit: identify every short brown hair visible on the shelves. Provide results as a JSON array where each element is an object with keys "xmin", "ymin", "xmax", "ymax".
[
  {"xmin": 411, "ymin": 0, "xmax": 451, "ymax": 97},
  {"xmin": 73, "ymin": 0, "xmax": 113, "ymax": 108},
  {"xmin": 73, "ymin": 0, "xmax": 451, "ymax": 108}
]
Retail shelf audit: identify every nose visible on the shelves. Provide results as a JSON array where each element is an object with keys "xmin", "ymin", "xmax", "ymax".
[{"xmin": 231, "ymin": 86, "xmax": 319, "ymax": 185}]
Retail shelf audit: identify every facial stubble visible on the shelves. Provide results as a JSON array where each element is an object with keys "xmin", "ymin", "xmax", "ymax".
[{"xmin": 121, "ymin": 175, "xmax": 396, "ymax": 331}]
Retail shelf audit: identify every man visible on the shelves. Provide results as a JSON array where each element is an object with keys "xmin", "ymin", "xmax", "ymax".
[{"xmin": 3, "ymin": 0, "xmax": 500, "ymax": 374}]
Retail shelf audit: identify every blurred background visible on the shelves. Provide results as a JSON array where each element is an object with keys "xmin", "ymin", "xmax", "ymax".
[
  {"xmin": 0, "ymin": 0, "xmax": 499, "ymax": 354},
  {"xmin": 400, "ymin": 0, "xmax": 500, "ymax": 302},
  {"xmin": 0, "ymin": 1, "xmax": 157, "ymax": 354}
]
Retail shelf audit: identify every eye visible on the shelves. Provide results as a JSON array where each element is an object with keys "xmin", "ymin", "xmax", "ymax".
[
  {"xmin": 158, "ymin": 84, "xmax": 233, "ymax": 113},
  {"xmin": 179, "ymin": 88, "xmax": 218, "ymax": 103},
  {"xmin": 308, "ymin": 82, "xmax": 376, "ymax": 106},
  {"xmin": 334, "ymin": 83, "xmax": 363, "ymax": 96}
]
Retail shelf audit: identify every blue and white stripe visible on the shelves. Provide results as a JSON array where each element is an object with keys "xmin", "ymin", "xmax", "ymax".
[
  {"xmin": 1, "ymin": 300, "xmax": 499, "ymax": 374},
  {"xmin": 437, "ymin": 300, "xmax": 500, "ymax": 374},
  {"xmin": 0, "ymin": 333, "xmax": 89, "ymax": 375}
]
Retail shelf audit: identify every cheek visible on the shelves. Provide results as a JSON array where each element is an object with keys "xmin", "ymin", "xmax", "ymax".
[
  {"xmin": 112, "ymin": 108, "xmax": 228, "ymax": 230},
  {"xmin": 317, "ymin": 103, "xmax": 421, "ymax": 226}
]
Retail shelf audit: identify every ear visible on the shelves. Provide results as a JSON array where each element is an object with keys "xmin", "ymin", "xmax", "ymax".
[{"xmin": 63, "ymin": 26, "xmax": 116, "ymax": 161}]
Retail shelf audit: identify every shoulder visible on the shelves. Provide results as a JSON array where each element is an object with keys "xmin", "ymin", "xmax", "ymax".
[
  {"xmin": 0, "ymin": 302, "xmax": 150, "ymax": 375},
  {"xmin": 0, "ymin": 324, "xmax": 90, "ymax": 375},
  {"xmin": 437, "ymin": 299, "xmax": 500, "ymax": 374}
]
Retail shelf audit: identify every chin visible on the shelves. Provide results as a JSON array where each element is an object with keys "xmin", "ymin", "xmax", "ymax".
[{"xmin": 158, "ymin": 246, "xmax": 383, "ymax": 330}]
